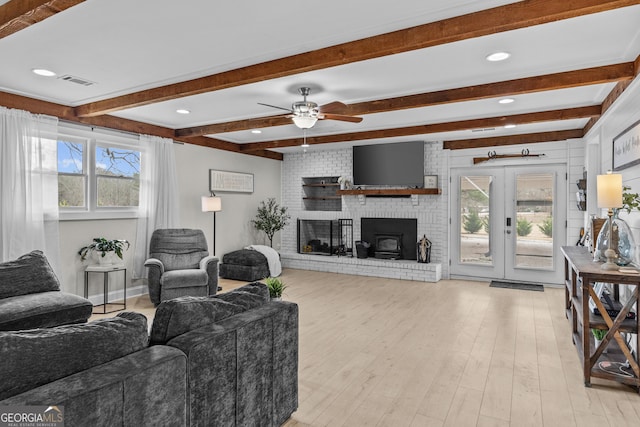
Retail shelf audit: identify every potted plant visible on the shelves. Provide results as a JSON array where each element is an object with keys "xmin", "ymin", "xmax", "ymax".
[
  {"xmin": 592, "ymin": 328, "xmax": 608, "ymax": 353},
  {"xmin": 78, "ymin": 238, "xmax": 130, "ymax": 265},
  {"xmin": 265, "ymin": 277, "xmax": 286, "ymax": 301},
  {"xmin": 251, "ymin": 198, "xmax": 291, "ymax": 248}
]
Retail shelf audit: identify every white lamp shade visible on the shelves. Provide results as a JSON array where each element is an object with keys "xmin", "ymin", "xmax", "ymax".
[
  {"xmin": 596, "ymin": 173, "xmax": 623, "ymax": 208},
  {"xmin": 292, "ymin": 115, "xmax": 318, "ymax": 129},
  {"xmin": 201, "ymin": 196, "xmax": 222, "ymax": 212}
]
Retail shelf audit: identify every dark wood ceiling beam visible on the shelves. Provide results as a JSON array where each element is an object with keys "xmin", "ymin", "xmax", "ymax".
[
  {"xmin": 239, "ymin": 106, "xmax": 601, "ymax": 151},
  {"xmin": 74, "ymin": 0, "xmax": 639, "ymax": 118},
  {"xmin": 0, "ymin": 92, "xmax": 281, "ymax": 160},
  {"xmin": 443, "ymin": 129, "xmax": 585, "ymax": 150},
  {"xmin": 0, "ymin": 0, "xmax": 85, "ymax": 40},
  {"xmin": 582, "ymin": 60, "xmax": 639, "ymax": 135},
  {"xmin": 175, "ymin": 62, "xmax": 635, "ymax": 137},
  {"xmin": 176, "ymin": 116, "xmax": 293, "ymax": 138}
]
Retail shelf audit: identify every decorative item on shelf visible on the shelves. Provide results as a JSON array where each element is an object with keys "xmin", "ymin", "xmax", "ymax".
[
  {"xmin": 592, "ymin": 328, "xmax": 608, "ymax": 354},
  {"xmin": 417, "ymin": 235, "xmax": 431, "ymax": 263},
  {"xmin": 302, "ymin": 245, "xmax": 312, "ymax": 253},
  {"xmin": 265, "ymin": 277, "xmax": 286, "ymax": 301},
  {"xmin": 596, "ymin": 172, "xmax": 623, "ymax": 270},
  {"xmin": 78, "ymin": 237, "xmax": 130, "ymax": 265},
  {"xmin": 595, "ymin": 184, "xmax": 638, "ymax": 266},
  {"xmin": 338, "ymin": 176, "xmax": 351, "ymax": 190}
]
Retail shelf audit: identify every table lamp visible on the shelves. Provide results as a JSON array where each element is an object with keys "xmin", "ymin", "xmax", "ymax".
[
  {"xmin": 201, "ymin": 192, "xmax": 222, "ymax": 256},
  {"xmin": 596, "ymin": 172, "xmax": 623, "ymax": 270}
]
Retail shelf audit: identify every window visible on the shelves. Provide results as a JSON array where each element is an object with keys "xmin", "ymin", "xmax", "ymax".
[
  {"xmin": 95, "ymin": 145, "xmax": 140, "ymax": 207},
  {"xmin": 58, "ymin": 139, "xmax": 86, "ymax": 208},
  {"xmin": 57, "ymin": 126, "xmax": 142, "ymax": 219}
]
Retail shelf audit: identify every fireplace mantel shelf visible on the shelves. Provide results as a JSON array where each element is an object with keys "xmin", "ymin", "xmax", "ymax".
[{"xmin": 337, "ymin": 188, "xmax": 441, "ymax": 196}]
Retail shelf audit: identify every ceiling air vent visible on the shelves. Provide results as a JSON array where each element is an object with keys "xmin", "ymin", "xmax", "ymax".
[
  {"xmin": 58, "ymin": 74, "xmax": 95, "ymax": 86},
  {"xmin": 471, "ymin": 128, "xmax": 495, "ymax": 133}
]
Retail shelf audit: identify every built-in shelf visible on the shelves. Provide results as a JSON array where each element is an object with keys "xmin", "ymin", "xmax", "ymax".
[
  {"xmin": 303, "ymin": 183, "xmax": 340, "ymax": 187},
  {"xmin": 337, "ymin": 188, "xmax": 441, "ymax": 196},
  {"xmin": 302, "ymin": 177, "xmax": 342, "ymax": 211},
  {"xmin": 303, "ymin": 196, "xmax": 341, "ymax": 200}
]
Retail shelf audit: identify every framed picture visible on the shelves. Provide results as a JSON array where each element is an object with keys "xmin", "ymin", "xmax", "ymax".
[
  {"xmin": 209, "ymin": 169, "xmax": 254, "ymax": 193},
  {"xmin": 613, "ymin": 118, "xmax": 640, "ymax": 171},
  {"xmin": 424, "ymin": 175, "xmax": 438, "ymax": 189}
]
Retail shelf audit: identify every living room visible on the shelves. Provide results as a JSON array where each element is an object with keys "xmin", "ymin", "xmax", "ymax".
[{"xmin": 2, "ymin": 1, "xmax": 640, "ymax": 426}]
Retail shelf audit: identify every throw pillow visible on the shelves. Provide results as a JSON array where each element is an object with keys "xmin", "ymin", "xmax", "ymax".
[{"xmin": 0, "ymin": 250, "xmax": 60, "ymax": 300}]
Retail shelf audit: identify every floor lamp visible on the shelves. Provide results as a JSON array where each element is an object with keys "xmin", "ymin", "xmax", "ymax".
[
  {"xmin": 201, "ymin": 192, "xmax": 222, "ymax": 256},
  {"xmin": 596, "ymin": 172, "xmax": 623, "ymax": 271}
]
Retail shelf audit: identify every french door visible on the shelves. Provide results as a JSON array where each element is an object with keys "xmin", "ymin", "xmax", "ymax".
[{"xmin": 450, "ymin": 164, "xmax": 566, "ymax": 284}]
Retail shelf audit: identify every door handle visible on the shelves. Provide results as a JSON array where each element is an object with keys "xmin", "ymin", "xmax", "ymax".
[{"xmin": 506, "ymin": 217, "xmax": 512, "ymax": 227}]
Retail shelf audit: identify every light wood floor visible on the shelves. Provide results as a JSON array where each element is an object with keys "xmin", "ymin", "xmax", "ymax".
[{"xmin": 93, "ymin": 270, "xmax": 640, "ymax": 426}]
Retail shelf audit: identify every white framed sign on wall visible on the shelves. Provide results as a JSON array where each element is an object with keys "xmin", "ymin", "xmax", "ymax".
[{"xmin": 209, "ymin": 169, "xmax": 254, "ymax": 193}]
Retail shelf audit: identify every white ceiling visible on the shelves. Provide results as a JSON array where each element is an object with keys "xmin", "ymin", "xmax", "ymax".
[{"xmin": 1, "ymin": 0, "xmax": 639, "ymax": 154}]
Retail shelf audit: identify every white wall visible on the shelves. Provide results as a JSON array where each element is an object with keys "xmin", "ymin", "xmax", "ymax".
[
  {"xmin": 59, "ymin": 142, "xmax": 281, "ymax": 296},
  {"xmin": 590, "ymin": 77, "xmax": 640, "ymax": 260}
]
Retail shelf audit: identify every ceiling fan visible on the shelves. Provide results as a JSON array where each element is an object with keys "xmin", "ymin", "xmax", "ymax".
[{"xmin": 258, "ymin": 87, "xmax": 363, "ymax": 129}]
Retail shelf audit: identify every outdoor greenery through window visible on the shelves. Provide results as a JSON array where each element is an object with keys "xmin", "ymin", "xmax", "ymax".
[
  {"xmin": 57, "ymin": 132, "xmax": 141, "ymax": 216},
  {"xmin": 95, "ymin": 146, "xmax": 140, "ymax": 207}
]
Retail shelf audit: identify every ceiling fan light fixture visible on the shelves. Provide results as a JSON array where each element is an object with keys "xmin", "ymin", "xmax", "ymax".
[{"xmin": 292, "ymin": 115, "xmax": 318, "ymax": 129}]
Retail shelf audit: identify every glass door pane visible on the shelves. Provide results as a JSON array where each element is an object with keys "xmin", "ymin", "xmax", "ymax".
[
  {"xmin": 514, "ymin": 172, "xmax": 554, "ymax": 270},
  {"xmin": 459, "ymin": 175, "xmax": 492, "ymax": 265}
]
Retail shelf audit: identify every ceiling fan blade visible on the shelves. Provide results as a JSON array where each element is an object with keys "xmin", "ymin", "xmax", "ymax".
[
  {"xmin": 257, "ymin": 102, "xmax": 293, "ymax": 113},
  {"xmin": 318, "ymin": 101, "xmax": 347, "ymax": 114},
  {"xmin": 320, "ymin": 113, "xmax": 363, "ymax": 123}
]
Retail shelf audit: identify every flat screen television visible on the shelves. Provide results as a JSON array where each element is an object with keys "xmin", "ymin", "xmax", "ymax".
[{"xmin": 353, "ymin": 141, "xmax": 424, "ymax": 187}]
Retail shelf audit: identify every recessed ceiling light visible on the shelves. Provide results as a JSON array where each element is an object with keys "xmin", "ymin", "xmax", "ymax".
[
  {"xmin": 32, "ymin": 68, "xmax": 56, "ymax": 77},
  {"xmin": 504, "ymin": 124, "xmax": 517, "ymax": 129},
  {"xmin": 498, "ymin": 98, "xmax": 515, "ymax": 104},
  {"xmin": 251, "ymin": 130, "xmax": 262, "ymax": 134},
  {"xmin": 176, "ymin": 109, "xmax": 190, "ymax": 114},
  {"xmin": 486, "ymin": 52, "xmax": 510, "ymax": 62}
]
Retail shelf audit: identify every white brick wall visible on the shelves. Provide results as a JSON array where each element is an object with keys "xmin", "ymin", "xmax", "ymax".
[{"xmin": 281, "ymin": 142, "xmax": 449, "ymax": 281}]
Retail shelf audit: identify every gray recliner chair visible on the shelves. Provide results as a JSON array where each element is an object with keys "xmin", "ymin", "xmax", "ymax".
[{"xmin": 144, "ymin": 229, "xmax": 219, "ymax": 306}]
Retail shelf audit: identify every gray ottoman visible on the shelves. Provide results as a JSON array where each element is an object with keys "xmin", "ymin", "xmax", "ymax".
[{"xmin": 219, "ymin": 249, "xmax": 270, "ymax": 282}]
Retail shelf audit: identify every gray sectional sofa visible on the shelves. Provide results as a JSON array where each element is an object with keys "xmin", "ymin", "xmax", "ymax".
[{"xmin": 0, "ymin": 278, "xmax": 298, "ymax": 427}]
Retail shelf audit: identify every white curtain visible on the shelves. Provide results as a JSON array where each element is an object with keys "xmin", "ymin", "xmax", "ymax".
[
  {"xmin": 0, "ymin": 107, "xmax": 60, "ymax": 271},
  {"xmin": 133, "ymin": 134, "xmax": 180, "ymax": 278}
]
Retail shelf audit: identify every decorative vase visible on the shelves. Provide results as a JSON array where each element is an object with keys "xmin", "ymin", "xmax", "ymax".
[
  {"xmin": 595, "ymin": 210, "xmax": 636, "ymax": 266},
  {"xmin": 593, "ymin": 338, "xmax": 607, "ymax": 353},
  {"xmin": 271, "ymin": 296, "xmax": 282, "ymax": 302},
  {"xmin": 340, "ymin": 181, "xmax": 346, "ymax": 190},
  {"xmin": 95, "ymin": 251, "xmax": 117, "ymax": 265}
]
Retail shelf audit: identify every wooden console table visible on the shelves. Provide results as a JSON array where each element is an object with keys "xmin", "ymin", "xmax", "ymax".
[{"xmin": 562, "ymin": 246, "xmax": 639, "ymax": 391}]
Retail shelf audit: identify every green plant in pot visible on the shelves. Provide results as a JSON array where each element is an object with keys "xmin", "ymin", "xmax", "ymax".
[
  {"xmin": 78, "ymin": 237, "xmax": 130, "ymax": 264},
  {"xmin": 592, "ymin": 328, "xmax": 608, "ymax": 353},
  {"xmin": 252, "ymin": 198, "xmax": 291, "ymax": 248},
  {"xmin": 265, "ymin": 277, "xmax": 286, "ymax": 300}
]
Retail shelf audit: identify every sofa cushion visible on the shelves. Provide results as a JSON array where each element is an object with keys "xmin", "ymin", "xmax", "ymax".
[
  {"xmin": 226, "ymin": 282, "xmax": 270, "ymax": 301},
  {"xmin": 160, "ymin": 269, "xmax": 209, "ymax": 289},
  {"xmin": 0, "ymin": 250, "xmax": 60, "ymax": 299},
  {"xmin": 214, "ymin": 290, "xmax": 267, "ymax": 310},
  {"xmin": 150, "ymin": 296, "xmax": 244, "ymax": 345},
  {"xmin": 0, "ymin": 291, "xmax": 93, "ymax": 331},
  {"xmin": 0, "ymin": 312, "xmax": 149, "ymax": 400}
]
